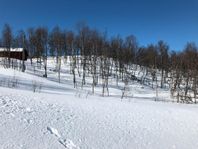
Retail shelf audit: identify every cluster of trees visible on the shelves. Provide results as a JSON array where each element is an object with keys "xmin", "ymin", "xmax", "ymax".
[
  {"xmin": 0, "ymin": 24, "xmax": 197, "ymax": 103},
  {"xmin": 170, "ymin": 43, "xmax": 198, "ymax": 103}
]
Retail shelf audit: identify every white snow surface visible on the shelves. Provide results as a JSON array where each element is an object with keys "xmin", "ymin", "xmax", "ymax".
[
  {"xmin": 0, "ymin": 60, "xmax": 198, "ymax": 149},
  {"xmin": 0, "ymin": 48, "xmax": 23, "ymax": 52}
]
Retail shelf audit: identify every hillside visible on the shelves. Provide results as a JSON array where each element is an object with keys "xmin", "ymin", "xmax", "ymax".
[{"xmin": 0, "ymin": 59, "xmax": 198, "ymax": 149}]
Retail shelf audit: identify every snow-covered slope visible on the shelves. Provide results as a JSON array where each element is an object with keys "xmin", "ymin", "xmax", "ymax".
[
  {"xmin": 1, "ymin": 87, "xmax": 198, "ymax": 149},
  {"xmin": 0, "ymin": 61, "xmax": 198, "ymax": 149}
]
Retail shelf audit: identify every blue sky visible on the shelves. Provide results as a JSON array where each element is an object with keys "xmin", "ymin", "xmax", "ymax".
[{"xmin": 0, "ymin": 0, "xmax": 198, "ymax": 50}]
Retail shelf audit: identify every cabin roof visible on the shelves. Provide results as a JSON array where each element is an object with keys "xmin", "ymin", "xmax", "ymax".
[{"xmin": 0, "ymin": 48, "xmax": 23, "ymax": 52}]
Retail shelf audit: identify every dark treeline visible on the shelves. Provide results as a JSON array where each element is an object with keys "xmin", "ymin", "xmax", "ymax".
[{"xmin": 0, "ymin": 23, "xmax": 197, "ymax": 103}]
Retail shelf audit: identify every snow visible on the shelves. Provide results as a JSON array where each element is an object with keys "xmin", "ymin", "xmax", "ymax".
[
  {"xmin": 47, "ymin": 126, "xmax": 61, "ymax": 138},
  {"xmin": 0, "ymin": 48, "xmax": 24, "ymax": 52},
  {"xmin": 0, "ymin": 59, "xmax": 198, "ymax": 149}
]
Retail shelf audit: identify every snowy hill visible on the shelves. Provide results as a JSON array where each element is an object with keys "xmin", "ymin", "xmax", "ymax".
[{"xmin": 0, "ymin": 59, "xmax": 198, "ymax": 149}]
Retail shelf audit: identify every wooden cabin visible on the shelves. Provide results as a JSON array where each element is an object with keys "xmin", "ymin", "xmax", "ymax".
[{"xmin": 0, "ymin": 48, "xmax": 28, "ymax": 61}]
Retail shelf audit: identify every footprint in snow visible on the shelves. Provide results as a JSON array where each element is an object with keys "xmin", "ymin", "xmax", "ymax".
[
  {"xmin": 47, "ymin": 126, "xmax": 79, "ymax": 149},
  {"xmin": 23, "ymin": 118, "xmax": 33, "ymax": 124},
  {"xmin": 10, "ymin": 113, "xmax": 15, "ymax": 117},
  {"xmin": 22, "ymin": 107, "xmax": 34, "ymax": 114},
  {"xmin": 58, "ymin": 139, "xmax": 80, "ymax": 149},
  {"xmin": 25, "ymin": 107, "xmax": 33, "ymax": 113},
  {"xmin": 47, "ymin": 126, "xmax": 61, "ymax": 138}
]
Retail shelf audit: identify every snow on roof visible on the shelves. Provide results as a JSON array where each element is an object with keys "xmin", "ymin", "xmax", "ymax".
[{"xmin": 0, "ymin": 48, "xmax": 24, "ymax": 52}]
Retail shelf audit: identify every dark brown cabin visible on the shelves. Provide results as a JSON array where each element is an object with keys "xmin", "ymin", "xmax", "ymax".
[{"xmin": 0, "ymin": 48, "xmax": 28, "ymax": 61}]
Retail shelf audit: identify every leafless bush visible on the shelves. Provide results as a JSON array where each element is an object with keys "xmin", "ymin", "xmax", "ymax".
[{"xmin": 32, "ymin": 80, "xmax": 42, "ymax": 93}]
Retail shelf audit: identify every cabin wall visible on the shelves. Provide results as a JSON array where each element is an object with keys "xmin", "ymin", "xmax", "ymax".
[{"xmin": 0, "ymin": 51, "xmax": 28, "ymax": 61}]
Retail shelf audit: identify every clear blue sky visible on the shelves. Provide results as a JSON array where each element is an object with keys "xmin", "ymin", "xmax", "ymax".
[{"xmin": 0, "ymin": 0, "xmax": 197, "ymax": 50}]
